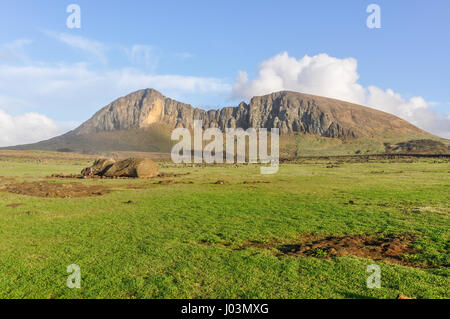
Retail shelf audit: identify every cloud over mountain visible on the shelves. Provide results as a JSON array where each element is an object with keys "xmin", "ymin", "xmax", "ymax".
[
  {"xmin": 232, "ymin": 52, "xmax": 450, "ymax": 138},
  {"xmin": 0, "ymin": 109, "xmax": 61, "ymax": 147},
  {"xmin": 0, "ymin": 34, "xmax": 448, "ymax": 148}
]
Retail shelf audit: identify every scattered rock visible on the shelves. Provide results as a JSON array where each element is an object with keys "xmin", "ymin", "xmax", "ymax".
[{"xmin": 214, "ymin": 180, "xmax": 228, "ymax": 185}]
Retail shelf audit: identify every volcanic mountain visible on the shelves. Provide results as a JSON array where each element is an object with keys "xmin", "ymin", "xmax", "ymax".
[{"xmin": 6, "ymin": 89, "xmax": 447, "ymax": 156}]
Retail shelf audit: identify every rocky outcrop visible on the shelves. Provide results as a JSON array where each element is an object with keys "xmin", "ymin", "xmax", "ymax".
[{"xmin": 73, "ymin": 89, "xmax": 426, "ymax": 139}]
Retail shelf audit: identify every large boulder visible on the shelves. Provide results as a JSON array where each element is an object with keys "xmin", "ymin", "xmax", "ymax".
[
  {"xmin": 103, "ymin": 158, "xmax": 159, "ymax": 178},
  {"xmin": 81, "ymin": 158, "xmax": 115, "ymax": 176}
]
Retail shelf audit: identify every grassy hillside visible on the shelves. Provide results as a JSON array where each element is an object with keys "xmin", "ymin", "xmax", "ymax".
[
  {"xmin": 5, "ymin": 124, "xmax": 174, "ymax": 154},
  {"xmin": 294, "ymin": 134, "xmax": 449, "ymax": 157}
]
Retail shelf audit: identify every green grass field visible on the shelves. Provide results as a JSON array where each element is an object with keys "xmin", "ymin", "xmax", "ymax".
[{"xmin": 0, "ymin": 152, "xmax": 448, "ymax": 299}]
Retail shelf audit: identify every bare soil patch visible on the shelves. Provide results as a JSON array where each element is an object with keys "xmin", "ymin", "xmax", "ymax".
[
  {"xmin": 6, "ymin": 203, "xmax": 23, "ymax": 208},
  {"xmin": 5, "ymin": 181, "xmax": 110, "ymax": 198},
  {"xmin": 235, "ymin": 233, "xmax": 418, "ymax": 267},
  {"xmin": 0, "ymin": 176, "xmax": 16, "ymax": 183},
  {"xmin": 50, "ymin": 171, "xmax": 190, "ymax": 180}
]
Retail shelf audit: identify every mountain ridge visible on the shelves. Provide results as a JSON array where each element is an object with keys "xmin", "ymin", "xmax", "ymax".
[
  {"xmin": 4, "ymin": 88, "xmax": 447, "ymax": 156},
  {"xmin": 74, "ymin": 88, "xmax": 428, "ymax": 138}
]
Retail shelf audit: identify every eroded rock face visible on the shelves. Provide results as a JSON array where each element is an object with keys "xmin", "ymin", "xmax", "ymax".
[{"xmin": 73, "ymin": 88, "xmax": 426, "ymax": 139}]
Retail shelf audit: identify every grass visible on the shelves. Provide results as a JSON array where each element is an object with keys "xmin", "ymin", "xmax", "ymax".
[
  {"xmin": 294, "ymin": 134, "xmax": 449, "ymax": 156},
  {"xmin": 0, "ymin": 153, "xmax": 448, "ymax": 298}
]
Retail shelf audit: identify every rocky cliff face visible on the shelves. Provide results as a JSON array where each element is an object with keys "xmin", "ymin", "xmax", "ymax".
[
  {"xmin": 6, "ymin": 88, "xmax": 441, "ymax": 155},
  {"xmin": 74, "ymin": 88, "xmax": 426, "ymax": 139}
]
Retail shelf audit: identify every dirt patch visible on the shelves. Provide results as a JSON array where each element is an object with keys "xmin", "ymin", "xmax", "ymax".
[
  {"xmin": 50, "ymin": 173, "xmax": 85, "ymax": 179},
  {"xmin": 5, "ymin": 181, "xmax": 110, "ymax": 198},
  {"xmin": 235, "ymin": 234, "xmax": 418, "ymax": 267},
  {"xmin": 50, "ymin": 171, "xmax": 190, "ymax": 180},
  {"xmin": 0, "ymin": 176, "xmax": 16, "ymax": 185},
  {"xmin": 6, "ymin": 203, "xmax": 23, "ymax": 208}
]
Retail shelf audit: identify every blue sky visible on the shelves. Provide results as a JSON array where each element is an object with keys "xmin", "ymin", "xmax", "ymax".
[{"xmin": 0, "ymin": 0, "xmax": 449, "ymax": 145}]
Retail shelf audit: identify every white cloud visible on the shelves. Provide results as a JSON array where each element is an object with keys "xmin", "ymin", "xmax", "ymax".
[
  {"xmin": 367, "ymin": 86, "xmax": 450, "ymax": 138},
  {"xmin": 0, "ymin": 39, "xmax": 33, "ymax": 63},
  {"xmin": 0, "ymin": 35, "xmax": 232, "ymax": 146},
  {"xmin": 232, "ymin": 52, "xmax": 366, "ymax": 104},
  {"xmin": 2, "ymin": 36, "xmax": 448, "ymax": 146},
  {"xmin": 44, "ymin": 31, "xmax": 107, "ymax": 64},
  {"xmin": 127, "ymin": 45, "xmax": 160, "ymax": 70},
  {"xmin": 232, "ymin": 52, "xmax": 450, "ymax": 138},
  {"xmin": 0, "ymin": 61, "xmax": 230, "ymax": 146},
  {"xmin": 0, "ymin": 94, "xmax": 31, "ymax": 112},
  {"xmin": 0, "ymin": 109, "xmax": 64, "ymax": 147},
  {"xmin": 0, "ymin": 63, "xmax": 230, "ymax": 105}
]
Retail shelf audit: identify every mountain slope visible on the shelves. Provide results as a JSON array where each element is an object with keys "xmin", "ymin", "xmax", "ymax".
[
  {"xmin": 73, "ymin": 88, "xmax": 429, "ymax": 138},
  {"xmin": 5, "ymin": 88, "xmax": 446, "ymax": 156}
]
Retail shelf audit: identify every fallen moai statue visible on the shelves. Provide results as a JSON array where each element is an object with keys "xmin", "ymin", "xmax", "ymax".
[
  {"xmin": 81, "ymin": 158, "xmax": 115, "ymax": 176},
  {"xmin": 81, "ymin": 158, "xmax": 159, "ymax": 178}
]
